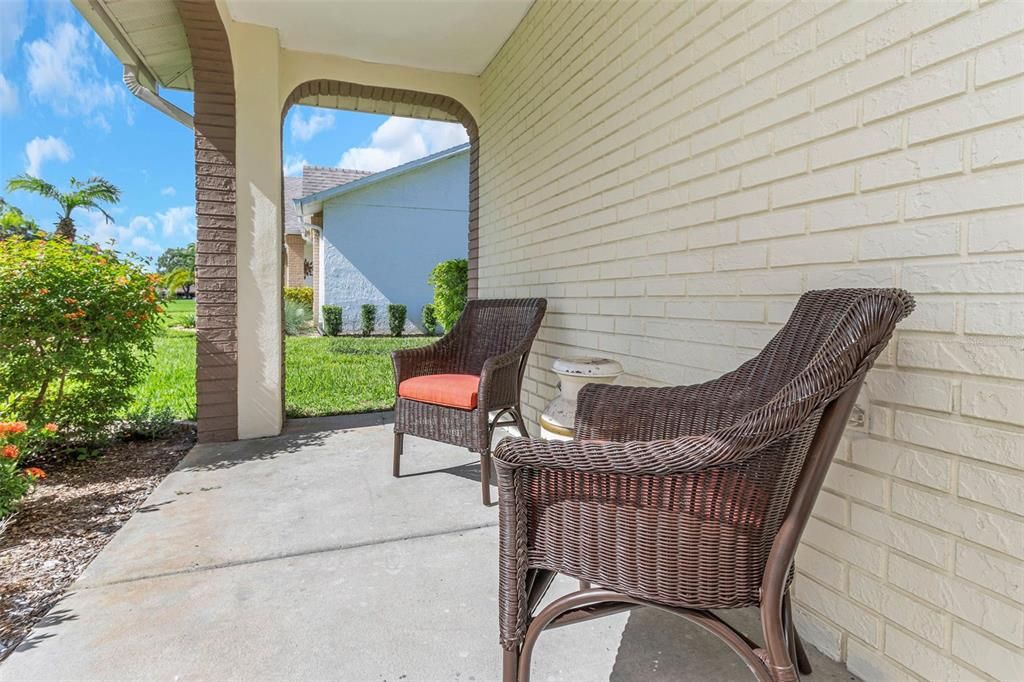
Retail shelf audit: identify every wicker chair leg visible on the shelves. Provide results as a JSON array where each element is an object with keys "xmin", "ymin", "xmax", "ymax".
[
  {"xmin": 760, "ymin": 601, "xmax": 798, "ymax": 682},
  {"xmin": 783, "ymin": 592, "xmax": 812, "ymax": 675},
  {"xmin": 392, "ymin": 432, "xmax": 403, "ymax": 478},
  {"xmin": 515, "ymin": 589, "xmax": 773, "ymax": 682},
  {"xmin": 511, "ymin": 407, "xmax": 529, "ymax": 437},
  {"xmin": 480, "ymin": 450, "xmax": 493, "ymax": 506},
  {"xmin": 502, "ymin": 648, "xmax": 519, "ymax": 682}
]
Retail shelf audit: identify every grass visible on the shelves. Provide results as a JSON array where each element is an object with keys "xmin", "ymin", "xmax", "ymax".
[
  {"xmin": 161, "ymin": 298, "xmax": 195, "ymax": 328},
  {"xmin": 132, "ymin": 299, "xmax": 433, "ymax": 419},
  {"xmin": 285, "ymin": 336, "xmax": 431, "ymax": 416}
]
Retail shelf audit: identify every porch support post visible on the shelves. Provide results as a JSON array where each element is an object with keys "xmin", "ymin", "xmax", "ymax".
[
  {"xmin": 176, "ymin": 0, "xmax": 239, "ymax": 442},
  {"xmin": 230, "ymin": 21, "xmax": 285, "ymax": 438}
]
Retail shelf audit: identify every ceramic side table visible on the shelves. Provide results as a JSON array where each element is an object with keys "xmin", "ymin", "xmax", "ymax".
[{"xmin": 540, "ymin": 356, "xmax": 624, "ymax": 441}]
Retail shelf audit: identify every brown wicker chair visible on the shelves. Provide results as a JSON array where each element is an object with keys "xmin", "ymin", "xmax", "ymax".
[
  {"xmin": 392, "ymin": 298, "xmax": 547, "ymax": 505},
  {"xmin": 493, "ymin": 288, "xmax": 914, "ymax": 681}
]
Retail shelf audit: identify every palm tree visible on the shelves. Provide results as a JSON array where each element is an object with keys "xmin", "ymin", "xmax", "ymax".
[
  {"xmin": 162, "ymin": 266, "xmax": 195, "ymax": 298},
  {"xmin": 5, "ymin": 175, "xmax": 121, "ymax": 242}
]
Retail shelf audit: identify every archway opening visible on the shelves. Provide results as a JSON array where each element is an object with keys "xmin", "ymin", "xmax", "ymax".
[{"xmin": 279, "ymin": 81, "xmax": 478, "ymax": 421}]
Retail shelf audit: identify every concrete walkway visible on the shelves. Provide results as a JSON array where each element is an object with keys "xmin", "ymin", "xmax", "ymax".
[{"xmin": 1, "ymin": 414, "xmax": 856, "ymax": 681}]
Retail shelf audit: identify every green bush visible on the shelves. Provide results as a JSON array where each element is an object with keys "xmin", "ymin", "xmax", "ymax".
[
  {"xmin": 283, "ymin": 287, "xmax": 313, "ymax": 308},
  {"xmin": 387, "ymin": 304, "xmax": 407, "ymax": 337},
  {"xmin": 283, "ymin": 300, "xmax": 312, "ymax": 336},
  {"xmin": 118, "ymin": 404, "xmax": 177, "ymax": 441},
  {"xmin": 421, "ymin": 304, "xmax": 437, "ymax": 336},
  {"xmin": 360, "ymin": 304, "xmax": 376, "ymax": 337},
  {"xmin": 322, "ymin": 305, "xmax": 342, "ymax": 336},
  {"xmin": 428, "ymin": 258, "xmax": 468, "ymax": 332},
  {"xmin": 0, "ymin": 237, "xmax": 163, "ymax": 439}
]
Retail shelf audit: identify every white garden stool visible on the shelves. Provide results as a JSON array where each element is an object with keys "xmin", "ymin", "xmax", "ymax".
[{"xmin": 540, "ymin": 356, "xmax": 624, "ymax": 441}]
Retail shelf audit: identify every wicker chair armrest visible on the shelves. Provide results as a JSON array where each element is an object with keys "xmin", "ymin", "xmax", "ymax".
[
  {"xmin": 493, "ymin": 432, "xmax": 755, "ymax": 477},
  {"xmin": 478, "ymin": 346, "xmax": 528, "ymax": 408},
  {"xmin": 574, "ymin": 382, "xmax": 750, "ymax": 442},
  {"xmin": 391, "ymin": 337, "xmax": 459, "ymax": 386}
]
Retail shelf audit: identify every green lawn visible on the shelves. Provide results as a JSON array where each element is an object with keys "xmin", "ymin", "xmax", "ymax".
[{"xmin": 131, "ymin": 300, "xmax": 433, "ymax": 419}]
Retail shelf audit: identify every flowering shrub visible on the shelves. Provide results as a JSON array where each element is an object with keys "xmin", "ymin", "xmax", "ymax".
[
  {"xmin": 0, "ymin": 420, "xmax": 55, "ymax": 517},
  {"xmin": 283, "ymin": 287, "xmax": 313, "ymax": 308},
  {"xmin": 0, "ymin": 237, "xmax": 163, "ymax": 438}
]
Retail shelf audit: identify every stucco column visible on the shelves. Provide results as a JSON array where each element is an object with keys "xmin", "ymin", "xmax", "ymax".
[{"xmin": 229, "ymin": 21, "xmax": 284, "ymax": 438}]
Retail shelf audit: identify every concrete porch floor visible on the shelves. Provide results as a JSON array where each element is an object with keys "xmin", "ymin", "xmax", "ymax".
[{"xmin": 1, "ymin": 414, "xmax": 856, "ymax": 681}]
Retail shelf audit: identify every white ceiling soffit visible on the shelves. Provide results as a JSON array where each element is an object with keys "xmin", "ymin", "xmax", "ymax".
[
  {"xmin": 225, "ymin": 0, "xmax": 533, "ymax": 75},
  {"xmin": 74, "ymin": 0, "xmax": 194, "ymax": 90}
]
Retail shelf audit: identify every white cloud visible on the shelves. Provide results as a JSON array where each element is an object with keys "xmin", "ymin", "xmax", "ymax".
[
  {"xmin": 0, "ymin": 0, "xmax": 26, "ymax": 60},
  {"xmin": 24, "ymin": 135, "xmax": 72, "ymax": 176},
  {"xmin": 160, "ymin": 186, "xmax": 176, "ymax": 197},
  {"xmin": 129, "ymin": 216, "xmax": 155, "ymax": 233},
  {"xmin": 338, "ymin": 117, "xmax": 468, "ymax": 172},
  {"xmin": 156, "ymin": 206, "xmax": 196, "ymax": 238},
  {"xmin": 283, "ymin": 154, "xmax": 307, "ymax": 177},
  {"xmin": 25, "ymin": 21, "xmax": 120, "ymax": 117},
  {"xmin": 78, "ymin": 211, "xmax": 162, "ymax": 257},
  {"xmin": 290, "ymin": 108, "xmax": 335, "ymax": 142},
  {"xmin": 0, "ymin": 74, "xmax": 16, "ymax": 115}
]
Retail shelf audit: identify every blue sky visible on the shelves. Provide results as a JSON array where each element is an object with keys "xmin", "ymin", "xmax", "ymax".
[{"xmin": 0, "ymin": 0, "xmax": 466, "ymax": 263}]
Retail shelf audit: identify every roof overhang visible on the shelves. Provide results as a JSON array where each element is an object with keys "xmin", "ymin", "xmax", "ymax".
[
  {"xmin": 296, "ymin": 143, "xmax": 470, "ymax": 217},
  {"xmin": 72, "ymin": 0, "xmax": 194, "ymax": 91},
  {"xmin": 74, "ymin": 0, "xmax": 532, "ymax": 94}
]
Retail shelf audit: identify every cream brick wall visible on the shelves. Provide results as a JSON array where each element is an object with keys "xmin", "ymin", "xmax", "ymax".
[{"xmin": 478, "ymin": 1, "xmax": 1024, "ymax": 679}]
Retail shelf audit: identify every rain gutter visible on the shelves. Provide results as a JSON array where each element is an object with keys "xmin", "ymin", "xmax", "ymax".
[{"xmin": 86, "ymin": 0, "xmax": 194, "ymax": 129}]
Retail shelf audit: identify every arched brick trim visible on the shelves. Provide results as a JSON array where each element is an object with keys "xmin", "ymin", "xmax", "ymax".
[
  {"xmin": 175, "ymin": 0, "xmax": 238, "ymax": 442},
  {"xmin": 282, "ymin": 80, "xmax": 480, "ymax": 297}
]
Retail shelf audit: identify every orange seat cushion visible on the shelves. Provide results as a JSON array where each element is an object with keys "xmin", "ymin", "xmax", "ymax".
[{"xmin": 399, "ymin": 374, "xmax": 480, "ymax": 410}]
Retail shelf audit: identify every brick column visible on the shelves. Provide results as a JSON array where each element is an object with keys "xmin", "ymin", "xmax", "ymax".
[
  {"xmin": 176, "ymin": 0, "xmax": 238, "ymax": 442},
  {"xmin": 284, "ymin": 234, "xmax": 306, "ymax": 287},
  {"xmin": 310, "ymin": 227, "xmax": 321, "ymax": 329}
]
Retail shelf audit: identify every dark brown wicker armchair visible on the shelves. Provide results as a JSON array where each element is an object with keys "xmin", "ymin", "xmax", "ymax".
[
  {"xmin": 392, "ymin": 298, "xmax": 547, "ymax": 505},
  {"xmin": 493, "ymin": 288, "xmax": 914, "ymax": 682}
]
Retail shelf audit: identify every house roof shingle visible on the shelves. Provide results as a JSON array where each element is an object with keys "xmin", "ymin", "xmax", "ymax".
[
  {"xmin": 302, "ymin": 166, "xmax": 372, "ymax": 196},
  {"xmin": 283, "ymin": 167, "xmax": 372, "ymax": 235},
  {"xmin": 283, "ymin": 176, "xmax": 305, "ymax": 236}
]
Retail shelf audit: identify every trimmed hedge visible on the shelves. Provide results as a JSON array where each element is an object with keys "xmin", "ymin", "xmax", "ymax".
[
  {"xmin": 387, "ymin": 304, "xmax": 407, "ymax": 337},
  {"xmin": 428, "ymin": 259, "xmax": 467, "ymax": 332},
  {"xmin": 421, "ymin": 304, "xmax": 437, "ymax": 336},
  {"xmin": 322, "ymin": 305, "xmax": 342, "ymax": 336},
  {"xmin": 360, "ymin": 304, "xmax": 376, "ymax": 337},
  {"xmin": 283, "ymin": 287, "xmax": 313, "ymax": 308}
]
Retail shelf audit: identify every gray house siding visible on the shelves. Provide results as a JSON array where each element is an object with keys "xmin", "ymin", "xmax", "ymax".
[{"xmin": 319, "ymin": 150, "xmax": 468, "ymax": 333}]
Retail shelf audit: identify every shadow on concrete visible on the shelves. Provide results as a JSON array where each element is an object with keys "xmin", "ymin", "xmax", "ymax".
[
  {"xmin": 4, "ymin": 606, "xmax": 79, "ymax": 660},
  {"xmin": 609, "ymin": 607, "xmax": 857, "ymax": 682}
]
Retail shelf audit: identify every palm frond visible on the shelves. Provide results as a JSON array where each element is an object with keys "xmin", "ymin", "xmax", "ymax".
[{"xmin": 6, "ymin": 175, "xmax": 61, "ymax": 202}]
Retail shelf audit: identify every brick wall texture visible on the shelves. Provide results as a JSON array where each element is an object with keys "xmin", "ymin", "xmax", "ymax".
[
  {"xmin": 175, "ymin": 0, "xmax": 238, "ymax": 443},
  {"xmin": 478, "ymin": 2, "xmax": 1023, "ymax": 679},
  {"xmin": 284, "ymin": 233, "xmax": 306, "ymax": 287}
]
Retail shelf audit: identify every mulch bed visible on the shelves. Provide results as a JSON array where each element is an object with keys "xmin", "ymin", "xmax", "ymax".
[{"xmin": 0, "ymin": 425, "xmax": 196, "ymax": 660}]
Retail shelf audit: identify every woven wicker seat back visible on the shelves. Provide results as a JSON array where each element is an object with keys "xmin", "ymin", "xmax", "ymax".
[{"xmin": 493, "ymin": 288, "xmax": 915, "ymax": 680}]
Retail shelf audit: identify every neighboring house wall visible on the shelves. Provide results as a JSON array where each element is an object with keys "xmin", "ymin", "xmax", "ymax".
[
  {"xmin": 320, "ymin": 152, "xmax": 469, "ymax": 332},
  {"xmin": 479, "ymin": 2, "xmax": 1023, "ymax": 681}
]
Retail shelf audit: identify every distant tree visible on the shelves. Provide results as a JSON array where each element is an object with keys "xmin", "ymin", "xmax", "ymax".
[
  {"xmin": 5, "ymin": 175, "xmax": 121, "ymax": 242},
  {"xmin": 156, "ymin": 243, "xmax": 195, "ymax": 274},
  {"xmin": 157, "ymin": 243, "xmax": 196, "ymax": 297},
  {"xmin": 0, "ymin": 198, "xmax": 42, "ymax": 240}
]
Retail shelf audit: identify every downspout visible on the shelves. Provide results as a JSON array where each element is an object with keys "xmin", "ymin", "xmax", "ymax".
[{"xmin": 123, "ymin": 64, "xmax": 193, "ymax": 129}]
